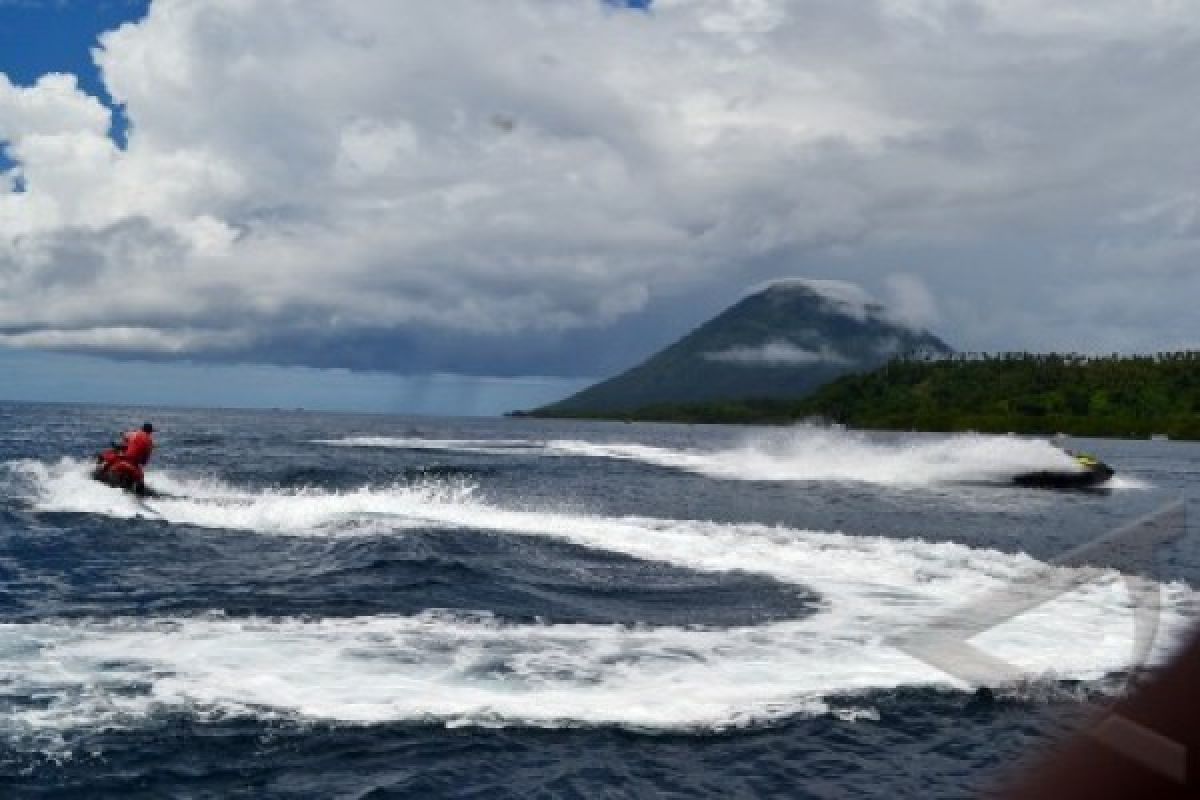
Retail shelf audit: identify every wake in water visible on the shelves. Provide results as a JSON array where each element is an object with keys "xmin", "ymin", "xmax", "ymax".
[
  {"xmin": 1, "ymin": 458, "xmax": 1192, "ymax": 738},
  {"xmin": 321, "ymin": 427, "xmax": 1144, "ymax": 488}
]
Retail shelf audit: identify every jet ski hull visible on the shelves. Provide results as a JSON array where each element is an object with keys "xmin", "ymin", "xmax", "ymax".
[
  {"xmin": 1012, "ymin": 462, "xmax": 1114, "ymax": 489},
  {"xmin": 91, "ymin": 466, "xmax": 160, "ymax": 498}
]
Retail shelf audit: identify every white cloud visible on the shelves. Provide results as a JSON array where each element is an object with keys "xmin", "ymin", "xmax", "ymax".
[
  {"xmin": 0, "ymin": 0, "xmax": 1198, "ymax": 371},
  {"xmin": 705, "ymin": 340, "xmax": 853, "ymax": 367},
  {"xmin": 0, "ymin": 326, "xmax": 250, "ymax": 353},
  {"xmin": 0, "ymin": 72, "xmax": 109, "ymax": 140},
  {"xmin": 754, "ymin": 278, "xmax": 878, "ymax": 321},
  {"xmin": 883, "ymin": 274, "xmax": 939, "ymax": 329}
]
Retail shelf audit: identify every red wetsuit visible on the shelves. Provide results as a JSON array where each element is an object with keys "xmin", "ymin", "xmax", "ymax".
[
  {"xmin": 97, "ymin": 448, "xmax": 122, "ymax": 471},
  {"xmin": 122, "ymin": 430, "xmax": 154, "ymax": 467},
  {"xmin": 103, "ymin": 430, "xmax": 153, "ymax": 488}
]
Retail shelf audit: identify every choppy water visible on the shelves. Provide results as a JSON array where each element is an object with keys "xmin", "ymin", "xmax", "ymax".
[{"xmin": 1, "ymin": 402, "xmax": 1198, "ymax": 798}]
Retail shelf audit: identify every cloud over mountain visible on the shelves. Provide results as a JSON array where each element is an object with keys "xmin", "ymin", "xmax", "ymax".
[
  {"xmin": 704, "ymin": 341, "xmax": 853, "ymax": 367},
  {"xmin": 2, "ymin": 0, "xmax": 1199, "ymax": 375}
]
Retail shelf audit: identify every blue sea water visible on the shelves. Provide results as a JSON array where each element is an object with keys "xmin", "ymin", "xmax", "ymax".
[{"xmin": 1, "ymin": 402, "xmax": 1198, "ymax": 798}]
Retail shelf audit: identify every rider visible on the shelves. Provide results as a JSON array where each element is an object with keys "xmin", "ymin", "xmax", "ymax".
[
  {"xmin": 96, "ymin": 422, "xmax": 155, "ymax": 494},
  {"xmin": 122, "ymin": 423, "xmax": 155, "ymax": 470}
]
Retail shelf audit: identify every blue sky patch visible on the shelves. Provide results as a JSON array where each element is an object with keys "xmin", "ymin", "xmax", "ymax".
[{"xmin": 0, "ymin": 0, "xmax": 149, "ymax": 147}]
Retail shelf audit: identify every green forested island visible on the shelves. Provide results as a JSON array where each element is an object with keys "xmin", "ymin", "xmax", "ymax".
[{"xmin": 524, "ymin": 353, "xmax": 1200, "ymax": 439}]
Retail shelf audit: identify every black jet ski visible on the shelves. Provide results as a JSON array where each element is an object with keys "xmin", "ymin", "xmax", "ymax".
[{"xmin": 1013, "ymin": 453, "xmax": 1114, "ymax": 489}]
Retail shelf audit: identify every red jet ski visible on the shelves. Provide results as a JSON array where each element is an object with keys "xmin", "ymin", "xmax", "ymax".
[{"xmin": 92, "ymin": 444, "xmax": 160, "ymax": 497}]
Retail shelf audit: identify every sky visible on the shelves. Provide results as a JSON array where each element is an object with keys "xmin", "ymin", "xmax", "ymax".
[{"xmin": 1, "ymin": 0, "xmax": 1198, "ymax": 414}]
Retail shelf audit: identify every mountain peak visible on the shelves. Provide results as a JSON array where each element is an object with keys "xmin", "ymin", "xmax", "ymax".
[
  {"xmin": 536, "ymin": 277, "xmax": 954, "ymax": 415},
  {"xmin": 751, "ymin": 278, "xmax": 905, "ymax": 328}
]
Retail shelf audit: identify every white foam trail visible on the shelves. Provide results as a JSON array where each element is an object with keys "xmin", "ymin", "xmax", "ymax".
[
  {"xmin": 8, "ymin": 458, "xmax": 473, "ymax": 535},
  {"xmin": 2, "ymin": 458, "xmax": 1195, "ymax": 735},
  {"xmin": 551, "ymin": 429, "xmax": 1089, "ymax": 486},
  {"xmin": 319, "ymin": 428, "xmax": 1130, "ymax": 488},
  {"xmin": 1107, "ymin": 475, "xmax": 1153, "ymax": 490}
]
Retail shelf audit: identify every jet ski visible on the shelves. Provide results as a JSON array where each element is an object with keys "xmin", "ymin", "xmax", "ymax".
[
  {"xmin": 1012, "ymin": 452, "xmax": 1114, "ymax": 489},
  {"xmin": 91, "ymin": 444, "xmax": 162, "ymax": 498}
]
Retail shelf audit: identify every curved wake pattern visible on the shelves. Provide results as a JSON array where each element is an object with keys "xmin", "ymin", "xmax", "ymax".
[
  {"xmin": 321, "ymin": 427, "xmax": 1138, "ymax": 488},
  {"xmin": 1, "ymin": 459, "xmax": 1192, "ymax": 738}
]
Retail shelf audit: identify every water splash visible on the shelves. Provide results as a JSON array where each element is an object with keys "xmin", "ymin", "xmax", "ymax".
[
  {"xmin": 322, "ymin": 427, "xmax": 1129, "ymax": 488},
  {"xmin": 0, "ymin": 457, "xmax": 1192, "ymax": 737}
]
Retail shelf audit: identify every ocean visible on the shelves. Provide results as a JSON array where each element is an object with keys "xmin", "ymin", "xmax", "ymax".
[{"xmin": 1, "ymin": 402, "xmax": 1197, "ymax": 798}]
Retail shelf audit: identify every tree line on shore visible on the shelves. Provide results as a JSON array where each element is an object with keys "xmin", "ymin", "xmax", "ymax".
[{"xmin": 525, "ymin": 352, "xmax": 1200, "ymax": 439}]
